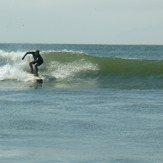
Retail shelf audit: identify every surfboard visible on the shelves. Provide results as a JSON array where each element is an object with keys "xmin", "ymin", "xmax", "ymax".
[{"xmin": 28, "ymin": 73, "xmax": 43, "ymax": 83}]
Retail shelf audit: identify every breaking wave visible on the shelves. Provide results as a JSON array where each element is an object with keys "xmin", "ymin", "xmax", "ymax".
[{"xmin": 1, "ymin": 50, "xmax": 163, "ymax": 88}]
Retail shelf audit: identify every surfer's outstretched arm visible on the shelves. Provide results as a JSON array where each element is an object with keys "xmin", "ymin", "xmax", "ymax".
[{"xmin": 22, "ymin": 51, "xmax": 35, "ymax": 60}]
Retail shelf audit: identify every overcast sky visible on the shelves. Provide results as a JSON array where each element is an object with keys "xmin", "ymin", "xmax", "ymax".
[{"xmin": 0, "ymin": 0, "xmax": 163, "ymax": 44}]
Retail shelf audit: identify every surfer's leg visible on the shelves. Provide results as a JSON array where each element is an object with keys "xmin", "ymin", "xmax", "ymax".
[
  {"xmin": 34, "ymin": 61, "xmax": 42, "ymax": 76},
  {"xmin": 35, "ymin": 65, "xmax": 38, "ymax": 76},
  {"xmin": 29, "ymin": 62, "xmax": 34, "ymax": 73}
]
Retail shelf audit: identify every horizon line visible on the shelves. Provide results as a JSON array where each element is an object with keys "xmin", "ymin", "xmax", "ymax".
[{"xmin": 0, "ymin": 42, "xmax": 163, "ymax": 46}]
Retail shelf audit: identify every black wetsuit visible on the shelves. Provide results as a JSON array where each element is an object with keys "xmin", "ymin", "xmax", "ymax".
[{"xmin": 29, "ymin": 52, "xmax": 43, "ymax": 66}]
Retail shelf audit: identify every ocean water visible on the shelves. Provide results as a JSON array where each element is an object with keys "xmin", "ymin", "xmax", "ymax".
[{"xmin": 0, "ymin": 44, "xmax": 163, "ymax": 163}]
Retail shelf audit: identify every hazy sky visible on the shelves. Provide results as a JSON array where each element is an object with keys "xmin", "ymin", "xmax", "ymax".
[{"xmin": 0, "ymin": 0, "xmax": 163, "ymax": 44}]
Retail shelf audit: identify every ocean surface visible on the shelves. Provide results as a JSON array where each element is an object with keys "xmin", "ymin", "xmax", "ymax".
[{"xmin": 0, "ymin": 43, "xmax": 163, "ymax": 163}]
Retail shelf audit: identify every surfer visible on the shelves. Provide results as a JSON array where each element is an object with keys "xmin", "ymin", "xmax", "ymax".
[{"xmin": 22, "ymin": 50, "xmax": 43, "ymax": 76}]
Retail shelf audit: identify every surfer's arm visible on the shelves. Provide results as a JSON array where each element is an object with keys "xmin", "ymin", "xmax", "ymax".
[{"xmin": 22, "ymin": 51, "xmax": 35, "ymax": 60}]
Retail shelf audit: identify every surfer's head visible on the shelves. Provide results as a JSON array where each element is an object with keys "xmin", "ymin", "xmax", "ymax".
[{"xmin": 36, "ymin": 50, "xmax": 40, "ymax": 55}]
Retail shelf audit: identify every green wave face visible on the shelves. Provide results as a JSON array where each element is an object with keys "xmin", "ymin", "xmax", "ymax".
[{"xmin": 42, "ymin": 51, "xmax": 163, "ymax": 77}]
